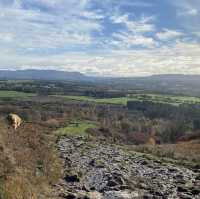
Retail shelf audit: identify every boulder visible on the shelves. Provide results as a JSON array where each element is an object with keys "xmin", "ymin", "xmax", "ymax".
[
  {"xmin": 104, "ymin": 190, "xmax": 139, "ymax": 199},
  {"xmin": 87, "ymin": 191, "xmax": 102, "ymax": 199}
]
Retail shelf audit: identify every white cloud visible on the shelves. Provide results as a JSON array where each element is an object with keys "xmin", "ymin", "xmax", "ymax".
[
  {"xmin": 193, "ymin": 32, "xmax": 200, "ymax": 37},
  {"xmin": 112, "ymin": 32, "xmax": 156, "ymax": 48},
  {"xmin": 170, "ymin": 0, "xmax": 199, "ymax": 16},
  {"xmin": 156, "ymin": 29, "xmax": 184, "ymax": 40},
  {"xmin": 178, "ymin": 8, "xmax": 198, "ymax": 16},
  {"xmin": 177, "ymin": 6, "xmax": 198, "ymax": 16},
  {"xmin": 1, "ymin": 40, "xmax": 200, "ymax": 77},
  {"xmin": 111, "ymin": 14, "xmax": 155, "ymax": 33},
  {"xmin": 109, "ymin": 14, "xmax": 156, "ymax": 49},
  {"xmin": 0, "ymin": 0, "xmax": 102, "ymax": 50},
  {"xmin": 98, "ymin": 0, "xmax": 153, "ymax": 10},
  {"xmin": 167, "ymin": 0, "xmax": 200, "ymax": 39},
  {"xmin": 123, "ymin": 1, "xmax": 153, "ymax": 8},
  {"xmin": 80, "ymin": 11, "xmax": 104, "ymax": 20},
  {"xmin": 0, "ymin": 0, "xmax": 200, "ymax": 76},
  {"xmin": 0, "ymin": 33, "xmax": 14, "ymax": 42}
]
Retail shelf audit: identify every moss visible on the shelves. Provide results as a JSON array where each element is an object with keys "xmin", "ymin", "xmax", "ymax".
[{"xmin": 55, "ymin": 120, "xmax": 98, "ymax": 137}]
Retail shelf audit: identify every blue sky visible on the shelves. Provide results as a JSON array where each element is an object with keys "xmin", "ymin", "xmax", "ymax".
[{"xmin": 0, "ymin": 0, "xmax": 200, "ymax": 76}]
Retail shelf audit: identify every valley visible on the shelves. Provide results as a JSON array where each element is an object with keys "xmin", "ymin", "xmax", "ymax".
[{"xmin": 2, "ymin": 0, "xmax": 200, "ymax": 197}]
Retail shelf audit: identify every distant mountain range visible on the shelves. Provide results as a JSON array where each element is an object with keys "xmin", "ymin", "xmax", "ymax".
[
  {"xmin": 0, "ymin": 70, "xmax": 200, "ymax": 96},
  {"xmin": 107, "ymin": 74, "xmax": 200, "ymax": 97},
  {"xmin": 0, "ymin": 70, "xmax": 87, "ymax": 81},
  {"xmin": 1, "ymin": 70, "xmax": 200, "ymax": 81}
]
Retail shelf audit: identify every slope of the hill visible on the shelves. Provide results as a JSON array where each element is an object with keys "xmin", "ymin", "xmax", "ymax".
[{"xmin": 0, "ymin": 119, "xmax": 62, "ymax": 199}]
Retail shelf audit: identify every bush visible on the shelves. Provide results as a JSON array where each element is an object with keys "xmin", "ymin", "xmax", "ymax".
[{"xmin": 44, "ymin": 119, "xmax": 60, "ymax": 128}]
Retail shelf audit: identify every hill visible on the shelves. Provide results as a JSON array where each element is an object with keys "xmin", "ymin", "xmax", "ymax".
[
  {"xmin": 106, "ymin": 74, "xmax": 200, "ymax": 96},
  {"xmin": 1, "ymin": 71, "xmax": 200, "ymax": 96},
  {"xmin": 0, "ymin": 69, "xmax": 87, "ymax": 81}
]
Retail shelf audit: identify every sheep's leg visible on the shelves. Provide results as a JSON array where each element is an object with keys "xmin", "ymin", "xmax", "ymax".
[
  {"xmin": 17, "ymin": 120, "xmax": 20, "ymax": 129},
  {"xmin": 14, "ymin": 118, "xmax": 18, "ymax": 130},
  {"xmin": 14, "ymin": 123, "xmax": 17, "ymax": 130}
]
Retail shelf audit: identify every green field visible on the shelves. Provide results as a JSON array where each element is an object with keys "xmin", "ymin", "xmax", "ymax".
[
  {"xmin": 1, "ymin": 90, "xmax": 200, "ymax": 105},
  {"xmin": 0, "ymin": 91, "xmax": 36, "ymax": 98},
  {"xmin": 54, "ymin": 93, "xmax": 200, "ymax": 106},
  {"xmin": 129, "ymin": 94, "xmax": 200, "ymax": 105},
  {"xmin": 55, "ymin": 120, "xmax": 98, "ymax": 137},
  {"xmin": 58, "ymin": 95, "xmax": 130, "ymax": 105}
]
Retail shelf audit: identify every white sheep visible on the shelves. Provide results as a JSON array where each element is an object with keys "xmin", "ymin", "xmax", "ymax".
[{"xmin": 7, "ymin": 113, "xmax": 22, "ymax": 130}]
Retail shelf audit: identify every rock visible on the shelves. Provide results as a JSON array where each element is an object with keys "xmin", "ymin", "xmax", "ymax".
[
  {"xmin": 177, "ymin": 186, "xmax": 188, "ymax": 193},
  {"xmin": 104, "ymin": 191, "xmax": 138, "ymax": 199},
  {"xmin": 140, "ymin": 160, "xmax": 149, "ymax": 165},
  {"xmin": 87, "ymin": 191, "xmax": 102, "ymax": 199},
  {"xmin": 89, "ymin": 159, "xmax": 95, "ymax": 166},
  {"xmin": 65, "ymin": 193, "xmax": 76, "ymax": 199},
  {"xmin": 178, "ymin": 193, "xmax": 193, "ymax": 199},
  {"xmin": 168, "ymin": 167, "xmax": 177, "ymax": 173},
  {"xmin": 138, "ymin": 183, "xmax": 148, "ymax": 190},
  {"xmin": 56, "ymin": 136, "xmax": 200, "ymax": 199},
  {"xmin": 84, "ymin": 168, "xmax": 109, "ymax": 191},
  {"xmin": 119, "ymin": 185, "xmax": 129, "ymax": 190},
  {"xmin": 64, "ymin": 174, "xmax": 80, "ymax": 183},
  {"xmin": 195, "ymin": 175, "xmax": 200, "ymax": 180},
  {"xmin": 113, "ymin": 174, "xmax": 124, "ymax": 185},
  {"xmin": 143, "ymin": 194, "xmax": 155, "ymax": 199},
  {"xmin": 107, "ymin": 180, "xmax": 118, "ymax": 187},
  {"xmin": 191, "ymin": 188, "xmax": 200, "ymax": 195},
  {"xmin": 59, "ymin": 192, "xmax": 77, "ymax": 199}
]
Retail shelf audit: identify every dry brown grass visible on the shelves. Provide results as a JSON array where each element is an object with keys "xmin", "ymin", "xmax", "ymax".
[
  {"xmin": 3, "ymin": 174, "xmax": 37, "ymax": 199},
  {"xmin": 0, "ymin": 117, "xmax": 62, "ymax": 199},
  {"xmin": 132, "ymin": 140, "xmax": 200, "ymax": 167}
]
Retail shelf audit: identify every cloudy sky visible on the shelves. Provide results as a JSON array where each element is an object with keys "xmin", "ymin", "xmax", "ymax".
[{"xmin": 0, "ymin": 0, "xmax": 200, "ymax": 76}]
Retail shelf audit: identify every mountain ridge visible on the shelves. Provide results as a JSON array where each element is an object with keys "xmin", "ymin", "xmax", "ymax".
[
  {"xmin": 1, "ymin": 69, "xmax": 200, "ymax": 81},
  {"xmin": 0, "ymin": 69, "xmax": 86, "ymax": 81}
]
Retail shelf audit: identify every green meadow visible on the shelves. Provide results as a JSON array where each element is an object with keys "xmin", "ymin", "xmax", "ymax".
[
  {"xmin": 1, "ymin": 90, "xmax": 200, "ymax": 105},
  {"xmin": 0, "ymin": 91, "xmax": 36, "ymax": 98},
  {"xmin": 55, "ymin": 120, "xmax": 98, "ymax": 137},
  {"xmin": 54, "ymin": 94, "xmax": 200, "ymax": 106},
  {"xmin": 128, "ymin": 94, "xmax": 200, "ymax": 105}
]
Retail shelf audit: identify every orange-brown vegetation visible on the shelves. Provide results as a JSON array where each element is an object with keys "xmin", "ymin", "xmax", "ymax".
[
  {"xmin": 132, "ymin": 139, "xmax": 200, "ymax": 167},
  {"xmin": 0, "ymin": 117, "xmax": 62, "ymax": 199}
]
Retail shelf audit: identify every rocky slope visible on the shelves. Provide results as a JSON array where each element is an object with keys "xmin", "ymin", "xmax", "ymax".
[{"xmin": 55, "ymin": 136, "xmax": 200, "ymax": 199}]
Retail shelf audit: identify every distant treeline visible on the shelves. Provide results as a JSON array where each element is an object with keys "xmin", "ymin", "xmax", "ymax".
[
  {"xmin": 127, "ymin": 101, "xmax": 200, "ymax": 130},
  {"xmin": 0, "ymin": 80, "xmax": 126, "ymax": 98}
]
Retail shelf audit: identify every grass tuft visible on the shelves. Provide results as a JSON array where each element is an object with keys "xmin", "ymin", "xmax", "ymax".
[{"xmin": 55, "ymin": 120, "xmax": 97, "ymax": 137}]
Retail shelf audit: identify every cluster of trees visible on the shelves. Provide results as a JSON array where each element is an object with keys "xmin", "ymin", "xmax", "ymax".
[
  {"xmin": 126, "ymin": 101, "xmax": 200, "ymax": 143},
  {"xmin": 84, "ymin": 90, "xmax": 126, "ymax": 98},
  {"xmin": 127, "ymin": 101, "xmax": 200, "ymax": 127}
]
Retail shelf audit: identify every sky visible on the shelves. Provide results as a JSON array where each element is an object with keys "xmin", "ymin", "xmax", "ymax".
[{"xmin": 0, "ymin": 0, "xmax": 200, "ymax": 77}]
